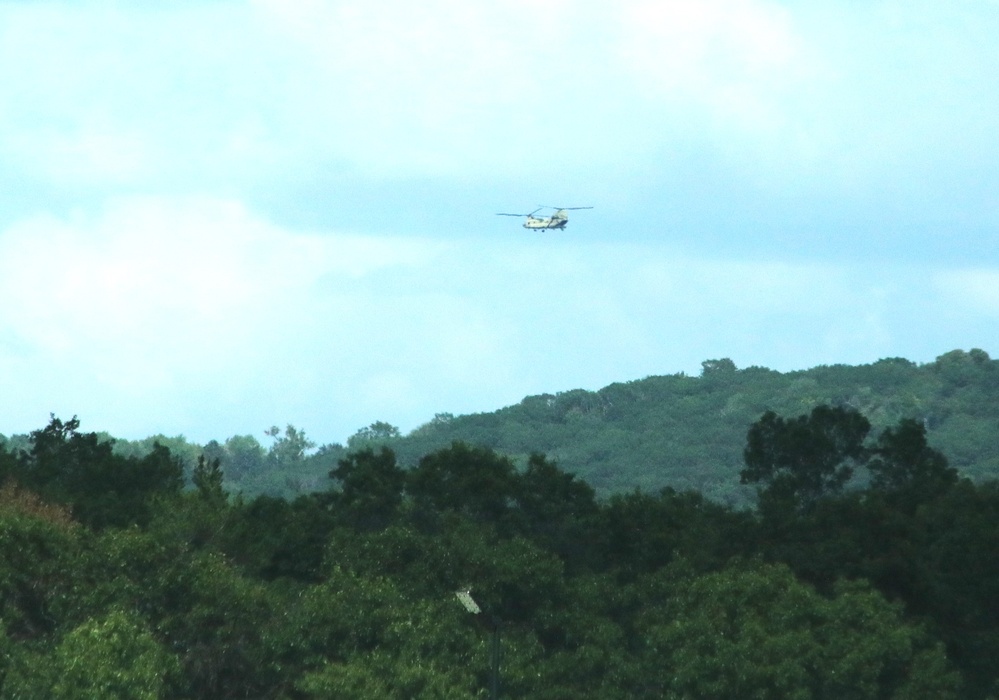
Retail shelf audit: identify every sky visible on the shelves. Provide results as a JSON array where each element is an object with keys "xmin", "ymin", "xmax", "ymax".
[{"xmin": 1, "ymin": 0, "xmax": 998, "ymax": 446}]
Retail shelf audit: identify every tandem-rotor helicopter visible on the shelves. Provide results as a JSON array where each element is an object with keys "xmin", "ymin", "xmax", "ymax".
[{"xmin": 496, "ymin": 205, "xmax": 593, "ymax": 230}]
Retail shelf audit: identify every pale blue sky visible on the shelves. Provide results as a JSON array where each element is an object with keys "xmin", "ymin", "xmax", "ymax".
[{"xmin": 1, "ymin": 0, "xmax": 997, "ymax": 444}]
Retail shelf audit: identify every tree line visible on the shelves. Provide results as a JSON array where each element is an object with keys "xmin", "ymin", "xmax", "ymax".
[
  {"xmin": 1, "ymin": 406, "xmax": 998, "ymax": 697},
  {"xmin": 393, "ymin": 349, "xmax": 999, "ymax": 501},
  {"xmin": 10, "ymin": 349, "xmax": 992, "ymax": 506}
]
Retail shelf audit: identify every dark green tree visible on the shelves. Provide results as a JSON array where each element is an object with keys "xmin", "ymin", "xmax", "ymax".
[
  {"xmin": 407, "ymin": 442, "xmax": 519, "ymax": 527},
  {"xmin": 741, "ymin": 405, "xmax": 871, "ymax": 511},
  {"xmin": 636, "ymin": 561, "xmax": 960, "ymax": 699},
  {"xmin": 868, "ymin": 418, "xmax": 958, "ymax": 503},
  {"xmin": 17, "ymin": 416, "xmax": 183, "ymax": 529},
  {"xmin": 511, "ymin": 454, "xmax": 600, "ymax": 569},
  {"xmin": 701, "ymin": 357, "xmax": 737, "ymax": 375},
  {"xmin": 192, "ymin": 455, "xmax": 226, "ymax": 503},
  {"xmin": 218, "ymin": 493, "xmax": 335, "ymax": 582},
  {"xmin": 148, "ymin": 454, "xmax": 231, "ymax": 551},
  {"xmin": 596, "ymin": 488, "xmax": 754, "ymax": 580},
  {"xmin": 328, "ymin": 447, "xmax": 406, "ymax": 531},
  {"xmin": 910, "ymin": 480, "xmax": 999, "ymax": 698},
  {"xmin": 347, "ymin": 421, "xmax": 402, "ymax": 450}
]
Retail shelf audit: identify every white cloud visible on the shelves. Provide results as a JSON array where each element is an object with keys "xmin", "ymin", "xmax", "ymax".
[
  {"xmin": 0, "ymin": 198, "xmax": 295, "ymax": 377},
  {"xmin": 2, "ymin": 0, "xmax": 997, "ymax": 195},
  {"xmin": 0, "ymin": 196, "xmax": 437, "ymax": 436},
  {"xmin": 0, "ymin": 0, "xmax": 825, "ymax": 186}
]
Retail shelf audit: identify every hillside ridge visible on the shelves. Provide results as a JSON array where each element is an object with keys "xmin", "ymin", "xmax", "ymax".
[{"xmin": 10, "ymin": 349, "xmax": 994, "ymax": 505}]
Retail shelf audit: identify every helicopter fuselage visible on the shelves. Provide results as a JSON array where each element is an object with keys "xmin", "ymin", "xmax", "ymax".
[{"xmin": 523, "ymin": 210, "xmax": 569, "ymax": 229}]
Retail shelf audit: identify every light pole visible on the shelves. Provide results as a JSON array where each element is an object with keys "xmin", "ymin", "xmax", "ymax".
[{"xmin": 455, "ymin": 589, "xmax": 501, "ymax": 700}]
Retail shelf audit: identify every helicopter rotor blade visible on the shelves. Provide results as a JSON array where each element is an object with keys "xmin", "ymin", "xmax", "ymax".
[
  {"xmin": 497, "ymin": 207, "xmax": 544, "ymax": 217},
  {"xmin": 541, "ymin": 205, "xmax": 593, "ymax": 211}
]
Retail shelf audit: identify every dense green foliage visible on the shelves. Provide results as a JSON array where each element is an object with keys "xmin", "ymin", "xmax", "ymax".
[
  {"xmin": 381, "ymin": 349, "xmax": 995, "ymax": 503},
  {"xmin": 2, "ymin": 396, "xmax": 999, "ymax": 698},
  {"xmin": 13, "ymin": 349, "xmax": 993, "ymax": 506}
]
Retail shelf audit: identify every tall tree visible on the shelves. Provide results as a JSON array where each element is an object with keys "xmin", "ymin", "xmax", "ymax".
[
  {"xmin": 407, "ymin": 443, "xmax": 518, "ymax": 527},
  {"xmin": 741, "ymin": 405, "xmax": 870, "ymax": 512},
  {"xmin": 511, "ymin": 453, "xmax": 600, "ymax": 569},
  {"xmin": 347, "ymin": 421, "xmax": 402, "ymax": 450},
  {"xmin": 17, "ymin": 416, "xmax": 183, "ymax": 529},
  {"xmin": 328, "ymin": 447, "xmax": 406, "ymax": 531},
  {"xmin": 265, "ymin": 424, "xmax": 316, "ymax": 470},
  {"xmin": 868, "ymin": 418, "xmax": 958, "ymax": 504},
  {"xmin": 192, "ymin": 455, "xmax": 226, "ymax": 503},
  {"xmin": 222, "ymin": 434, "xmax": 266, "ymax": 480},
  {"xmin": 637, "ymin": 561, "xmax": 960, "ymax": 699}
]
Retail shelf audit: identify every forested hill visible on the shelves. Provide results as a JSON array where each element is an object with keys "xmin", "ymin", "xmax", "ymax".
[
  {"xmin": 10, "ymin": 349, "xmax": 995, "ymax": 503},
  {"xmin": 377, "ymin": 348, "xmax": 999, "ymax": 504}
]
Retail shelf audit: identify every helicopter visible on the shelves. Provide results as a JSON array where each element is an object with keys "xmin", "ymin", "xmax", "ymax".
[{"xmin": 496, "ymin": 206, "xmax": 593, "ymax": 230}]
